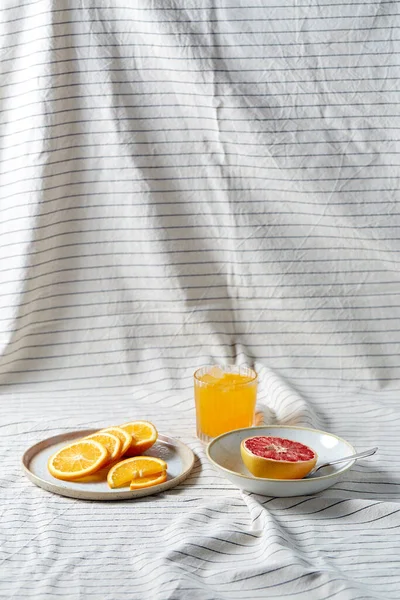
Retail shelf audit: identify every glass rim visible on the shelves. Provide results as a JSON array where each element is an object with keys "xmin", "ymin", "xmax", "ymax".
[{"xmin": 194, "ymin": 364, "xmax": 258, "ymax": 387}]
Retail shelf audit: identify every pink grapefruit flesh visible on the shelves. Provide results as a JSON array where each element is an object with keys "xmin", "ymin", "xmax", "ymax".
[{"xmin": 240, "ymin": 436, "xmax": 317, "ymax": 479}]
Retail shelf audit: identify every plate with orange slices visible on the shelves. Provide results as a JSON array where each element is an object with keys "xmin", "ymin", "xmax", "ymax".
[{"xmin": 22, "ymin": 421, "xmax": 195, "ymax": 501}]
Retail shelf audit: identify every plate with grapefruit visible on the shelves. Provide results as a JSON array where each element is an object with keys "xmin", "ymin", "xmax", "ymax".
[
  {"xmin": 206, "ymin": 426, "xmax": 358, "ymax": 497},
  {"xmin": 22, "ymin": 421, "xmax": 195, "ymax": 500}
]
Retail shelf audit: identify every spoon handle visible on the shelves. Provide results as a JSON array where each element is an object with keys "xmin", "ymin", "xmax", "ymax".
[{"xmin": 314, "ymin": 447, "xmax": 378, "ymax": 473}]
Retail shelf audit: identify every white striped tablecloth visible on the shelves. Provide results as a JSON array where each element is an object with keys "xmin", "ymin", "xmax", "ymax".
[{"xmin": 0, "ymin": 1, "xmax": 399, "ymax": 598}]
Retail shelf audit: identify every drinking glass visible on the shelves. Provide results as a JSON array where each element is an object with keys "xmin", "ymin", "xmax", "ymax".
[{"xmin": 194, "ymin": 364, "xmax": 258, "ymax": 443}]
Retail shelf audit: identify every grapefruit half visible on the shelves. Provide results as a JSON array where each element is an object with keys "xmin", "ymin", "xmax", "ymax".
[{"xmin": 240, "ymin": 436, "xmax": 317, "ymax": 479}]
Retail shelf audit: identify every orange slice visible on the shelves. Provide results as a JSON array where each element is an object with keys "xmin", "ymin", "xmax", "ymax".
[
  {"xmin": 107, "ymin": 456, "xmax": 167, "ymax": 489},
  {"xmin": 119, "ymin": 420, "xmax": 158, "ymax": 456},
  {"xmin": 48, "ymin": 440, "xmax": 109, "ymax": 481},
  {"xmin": 99, "ymin": 427, "xmax": 132, "ymax": 456},
  {"xmin": 129, "ymin": 471, "xmax": 167, "ymax": 490},
  {"xmin": 84, "ymin": 432, "xmax": 122, "ymax": 461}
]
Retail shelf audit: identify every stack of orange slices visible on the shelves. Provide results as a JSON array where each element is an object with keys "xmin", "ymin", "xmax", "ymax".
[{"xmin": 47, "ymin": 420, "xmax": 167, "ymax": 490}]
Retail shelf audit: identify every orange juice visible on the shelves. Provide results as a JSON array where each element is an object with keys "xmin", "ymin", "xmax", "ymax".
[{"xmin": 194, "ymin": 366, "xmax": 257, "ymax": 442}]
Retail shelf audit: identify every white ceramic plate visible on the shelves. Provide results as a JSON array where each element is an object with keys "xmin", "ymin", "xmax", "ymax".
[
  {"xmin": 206, "ymin": 426, "xmax": 356, "ymax": 497},
  {"xmin": 22, "ymin": 429, "xmax": 195, "ymax": 501}
]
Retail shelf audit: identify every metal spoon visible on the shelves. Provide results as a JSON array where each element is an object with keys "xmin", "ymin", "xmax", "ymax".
[{"xmin": 307, "ymin": 447, "xmax": 378, "ymax": 477}]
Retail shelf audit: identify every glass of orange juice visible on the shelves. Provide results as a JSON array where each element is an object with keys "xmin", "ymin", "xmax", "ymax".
[{"xmin": 194, "ymin": 365, "xmax": 258, "ymax": 443}]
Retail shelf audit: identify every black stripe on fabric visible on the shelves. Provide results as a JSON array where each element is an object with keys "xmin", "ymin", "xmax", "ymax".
[
  {"xmin": 0, "ymin": 379, "xmax": 395, "ymax": 393},
  {"xmin": 0, "ymin": 143, "xmax": 396, "ymax": 160},
  {"xmin": 4, "ymin": 306, "xmax": 400, "ymax": 330},
  {"xmin": 2, "ymin": 255, "xmax": 400, "ymax": 276},
  {"xmin": 3, "ymin": 171, "xmax": 400, "ymax": 191},
  {"xmin": 3, "ymin": 50, "xmax": 400, "ymax": 67},
  {"xmin": 4, "ymin": 333, "xmax": 400, "ymax": 359},
  {"xmin": 3, "ymin": 206, "xmax": 400, "ymax": 226},
  {"xmin": 4, "ymin": 215, "xmax": 400, "ymax": 234},
  {"xmin": 4, "ymin": 95, "xmax": 400, "ymax": 113},
  {"xmin": 2, "ymin": 275, "xmax": 400, "ymax": 302},
  {"xmin": 2, "ymin": 119, "xmax": 400, "ymax": 142},
  {"xmin": 0, "ymin": 126, "xmax": 398, "ymax": 146},
  {"xmin": 1, "ymin": 196, "xmax": 398, "ymax": 215},
  {"xmin": 1, "ymin": 161, "xmax": 397, "ymax": 181},
  {"xmin": 1, "ymin": 165, "xmax": 398, "ymax": 186},
  {"xmin": 2, "ymin": 371, "xmax": 400, "ymax": 388},
  {"xmin": 0, "ymin": 152, "xmax": 397, "ymax": 171},
  {"xmin": 2, "ymin": 274, "xmax": 400, "ymax": 292},
  {"xmin": 0, "ymin": 0, "xmax": 397, "ymax": 13},
  {"xmin": 0, "ymin": 580, "xmax": 375, "ymax": 600},
  {"xmin": 2, "ymin": 85, "xmax": 400, "ymax": 103},
  {"xmin": 0, "ymin": 0, "xmax": 397, "ymax": 17},
  {"xmin": 5, "ymin": 313, "xmax": 400, "ymax": 333},
  {"xmin": 2, "ymin": 190, "xmax": 400, "ymax": 212},
  {"xmin": 4, "ymin": 101, "xmax": 400, "ymax": 127},
  {"xmin": 1, "ymin": 16, "xmax": 400, "ymax": 36},
  {"xmin": 5, "ymin": 231, "xmax": 400, "ymax": 250},
  {"xmin": 6, "ymin": 359, "xmax": 400, "ymax": 377},
  {"xmin": 2, "ymin": 240, "xmax": 400, "ymax": 257},
  {"xmin": 1, "ymin": 51, "xmax": 400, "ymax": 71},
  {"xmin": 0, "ymin": 57, "xmax": 400, "ymax": 78},
  {"xmin": 2, "ymin": 75, "xmax": 400, "ymax": 92},
  {"xmin": 5, "ymin": 294, "xmax": 400, "ymax": 327}
]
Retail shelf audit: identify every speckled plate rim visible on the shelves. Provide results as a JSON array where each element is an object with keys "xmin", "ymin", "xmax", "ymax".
[
  {"xmin": 22, "ymin": 429, "xmax": 195, "ymax": 501},
  {"xmin": 206, "ymin": 425, "xmax": 356, "ymax": 483}
]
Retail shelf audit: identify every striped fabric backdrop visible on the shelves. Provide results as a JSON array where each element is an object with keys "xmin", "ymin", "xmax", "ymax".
[{"xmin": 0, "ymin": 1, "xmax": 399, "ymax": 598}]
